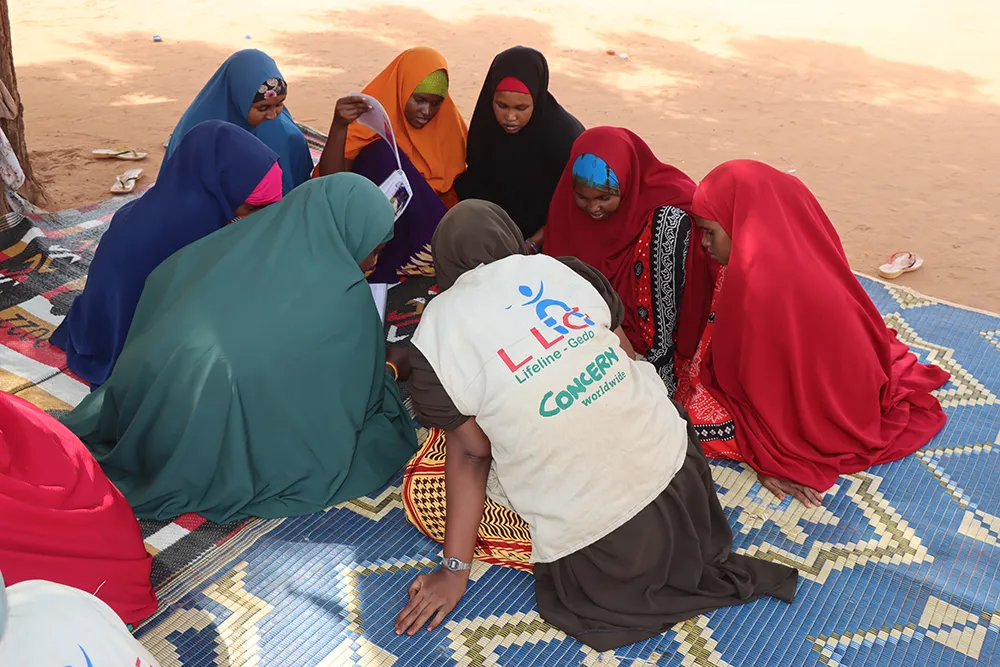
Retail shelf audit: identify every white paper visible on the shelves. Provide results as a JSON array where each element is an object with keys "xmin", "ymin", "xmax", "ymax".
[
  {"xmin": 354, "ymin": 94, "xmax": 396, "ymax": 147},
  {"xmin": 350, "ymin": 92, "xmax": 413, "ymax": 221},
  {"xmin": 369, "ymin": 282, "xmax": 389, "ymax": 322}
]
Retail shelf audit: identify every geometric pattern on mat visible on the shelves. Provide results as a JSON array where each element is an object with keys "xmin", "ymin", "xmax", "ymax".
[
  {"xmin": 979, "ymin": 330, "xmax": 1000, "ymax": 352},
  {"xmin": 4, "ymin": 192, "xmax": 1000, "ymax": 664},
  {"xmin": 129, "ymin": 280, "xmax": 1000, "ymax": 666},
  {"xmin": 810, "ymin": 595, "xmax": 1000, "ymax": 665}
]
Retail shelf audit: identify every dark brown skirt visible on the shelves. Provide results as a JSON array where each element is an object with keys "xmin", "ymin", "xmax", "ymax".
[{"xmin": 534, "ymin": 406, "xmax": 798, "ymax": 651}]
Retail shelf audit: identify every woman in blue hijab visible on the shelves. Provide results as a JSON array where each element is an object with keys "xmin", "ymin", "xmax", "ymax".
[
  {"xmin": 161, "ymin": 49, "xmax": 313, "ymax": 194},
  {"xmin": 51, "ymin": 120, "xmax": 284, "ymax": 388}
]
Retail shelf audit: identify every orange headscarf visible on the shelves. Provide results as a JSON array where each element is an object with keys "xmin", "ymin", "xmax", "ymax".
[{"xmin": 345, "ymin": 47, "xmax": 467, "ymax": 195}]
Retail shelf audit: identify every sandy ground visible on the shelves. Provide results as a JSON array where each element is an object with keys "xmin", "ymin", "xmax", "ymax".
[{"xmin": 9, "ymin": 0, "xmax": 1000, "ymax": 310}]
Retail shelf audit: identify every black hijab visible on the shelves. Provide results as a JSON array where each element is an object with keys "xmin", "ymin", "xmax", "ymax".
[{"xmin": 454, "ymin": 47, "xmax": 585, "ymax": 240}]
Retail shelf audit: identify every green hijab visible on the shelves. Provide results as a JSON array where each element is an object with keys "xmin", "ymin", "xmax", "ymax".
[{"xmin": 62, "ymin": 174, "xmax": 418, "ymax": 522}]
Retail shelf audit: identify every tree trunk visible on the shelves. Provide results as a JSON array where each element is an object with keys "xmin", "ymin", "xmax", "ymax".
[{"xmin": 0, "ymin": 0, "xmax": 43, "ymax": 215}]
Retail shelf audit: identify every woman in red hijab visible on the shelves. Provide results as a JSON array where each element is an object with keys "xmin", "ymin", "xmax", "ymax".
[
  {"xmin": 545, "ymin": 127, "xmax": 696, "ymax": 388},
  {"xmin": 678, "ymin": 160, "xmax": 949, "ymax": 507},
  {"xmin": 0, "ymin": 392, "xmax": 156, "ymax": 625}
]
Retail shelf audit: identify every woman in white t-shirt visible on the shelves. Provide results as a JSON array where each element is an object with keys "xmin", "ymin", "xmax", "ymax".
[{"xmin": 394, "ymin": 200, "xmax": 798, "ymax": 651}]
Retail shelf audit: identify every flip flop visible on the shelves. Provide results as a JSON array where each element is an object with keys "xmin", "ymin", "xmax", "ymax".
[
  {"xmin": 92, "ymin": 148, "xmax": 148, "ymax": 161},
  {"xmin": 110, "ymin": 168, "xmax": 144, "ymax": 194},
  {"xmin": 878, "ymin": 251, "xmax": 924, "ymax": 279}
]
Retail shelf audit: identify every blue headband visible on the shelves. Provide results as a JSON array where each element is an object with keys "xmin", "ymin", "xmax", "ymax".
[{"xmin": 572, "ymin": 154, "xmax": 620, "ymax": 195}]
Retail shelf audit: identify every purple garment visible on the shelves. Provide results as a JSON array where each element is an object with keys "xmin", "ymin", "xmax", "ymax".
[
  {"xmin": 51, "ymin": 121, "xmax": 278, "ymax": 387},
  {"xmin": 352, "ymin": 139, "xmax": 447, "ymax": 282}
]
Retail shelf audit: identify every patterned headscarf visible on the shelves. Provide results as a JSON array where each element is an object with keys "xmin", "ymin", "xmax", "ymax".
[
  {"xmin": 571, "ymin": 153, "xmax": 621, "ymax": 195},
  {"xmin": 412, "ymin": 69, "xmax": 449, "ymax": 98},
  {"xmin": 253, "ymin": 77, "xmax": 287, "ymax": 103}
]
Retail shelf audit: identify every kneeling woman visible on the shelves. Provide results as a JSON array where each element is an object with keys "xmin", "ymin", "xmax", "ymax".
[
  {"xmin": 52, "ymin": 120, "xmax": 283, "ymax": 388},
  {"xmin": 161, "ymin": 49, "xmax": 313, "ymax": 194},
  {"xmin": 61, "ymin": 175, "xmax": 418, "ymax": 523},
  {"xmin": 395, "ymin": 201, "xmax": 797, "ymax": 650},
  {"xmin": 316, "ymin": 47, "xmax": 467, "ymax": 281},
  {"xmin": 677, "ymin": 160, "xmax": 950, "ymax": 506},
  {"xmin": 545, "ymin": 127, "xmax": 696, "ymax": 388}
]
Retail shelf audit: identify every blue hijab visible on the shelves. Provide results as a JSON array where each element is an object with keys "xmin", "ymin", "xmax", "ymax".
[
  {"xmin": 51, "ymin": 120, "xmax": 279, "ymax": 387},
  {"xmin": 161, "ymin": 49, "xmax": 312, "ymax": 194}
]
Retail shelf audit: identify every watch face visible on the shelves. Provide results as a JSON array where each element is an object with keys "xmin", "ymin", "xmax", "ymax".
[{"xmin": 444, "ymin": 557, "xmax": 469, "ymax": 571}]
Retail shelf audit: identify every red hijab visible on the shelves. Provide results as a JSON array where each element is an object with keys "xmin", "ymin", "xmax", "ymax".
[
  {"xmin": 544, "ymin": 127, "xmax": 695, "ymax": 346},
  {"xmin": 0, "ymin": 393, "xmax": 157, "ymax": 624},
  {"xmin": 685, "ymin": 160, "xmax": 949, "ymax": 491}
]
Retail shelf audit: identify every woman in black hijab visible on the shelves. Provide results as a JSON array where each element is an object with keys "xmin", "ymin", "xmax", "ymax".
[{"xmin": 454, "ymin": 47, "xmax": 584, "ymax": 252}]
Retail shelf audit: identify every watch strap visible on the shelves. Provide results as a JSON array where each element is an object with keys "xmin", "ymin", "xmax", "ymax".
[{"xmin": 442, "ymin": 557, "xmax": 472, "ymax": 572}]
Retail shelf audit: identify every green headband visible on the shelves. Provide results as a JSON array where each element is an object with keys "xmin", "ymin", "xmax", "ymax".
[{"xmin": 412, "ymin": 69, "xmax": 449, "ymax": 98}]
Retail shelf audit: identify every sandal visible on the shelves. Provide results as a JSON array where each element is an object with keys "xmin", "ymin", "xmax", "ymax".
[
  {"xmin": 92, "ymin": 148, "xmax": 148, "ymax": 161},
  {"xmin": 110, "ymin": 168, "xmax": 144, "ymax": 194},
  {"xmin": 878, "ymin": 251, "xmax": 924, "ymax": 279}
]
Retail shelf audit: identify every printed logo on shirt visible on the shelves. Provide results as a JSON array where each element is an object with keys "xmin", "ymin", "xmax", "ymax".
[
  {"xmin": 538, "ymin": 346, "xmax": 626, "ymax": 417},
  {"xmin": 65, "ymin": 645, "xmax": 148, "ymax": 667},
  {"xmin": 70, "ymin": 645, "xmax": 94, "ymax": 667},
  {"xmin": 516, "ymin": 281, "xmax": 595, "ymax": 335},
  {"xmin": 496, "ymin": 281, "xmax": 597, "ymax": 385}
]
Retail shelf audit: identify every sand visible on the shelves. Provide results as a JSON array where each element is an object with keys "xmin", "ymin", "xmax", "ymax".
[{"xmin": 9, "ymin": 0, "xmax": 1000, "ymax": 310}]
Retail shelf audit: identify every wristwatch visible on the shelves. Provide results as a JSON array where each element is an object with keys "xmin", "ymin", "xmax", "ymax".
[{"xmin": 442, "ymin": 557, "xmax": 472, "ymax": 573}]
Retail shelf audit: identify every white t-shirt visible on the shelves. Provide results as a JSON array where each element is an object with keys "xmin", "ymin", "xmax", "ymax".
[
  {"xmin": 0, "ymin": 575, "xmax": 160, "ymax": 667},
  {"xmin": 412, "ymin": 254, "xmax": 689, "ymax": 562}
]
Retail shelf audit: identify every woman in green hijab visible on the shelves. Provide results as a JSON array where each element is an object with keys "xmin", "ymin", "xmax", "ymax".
[{"xmin": 61, "ymin": 174, "xmax": 418, "ymax": 523}]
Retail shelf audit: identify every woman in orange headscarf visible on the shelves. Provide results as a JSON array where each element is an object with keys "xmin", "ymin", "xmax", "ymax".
[{"xmin": 317, "ymin": 47, "xmax": 468, "ymax": 281}]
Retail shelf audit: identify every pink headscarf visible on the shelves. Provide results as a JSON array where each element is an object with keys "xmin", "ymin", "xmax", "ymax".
[{"xmin": 244, "ymin": 162, "xmax": 284, "ymax": 206}]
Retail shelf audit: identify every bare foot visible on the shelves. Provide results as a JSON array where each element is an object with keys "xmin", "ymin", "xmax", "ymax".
[{"xmin": 758, "ymin": 474, "xmax": 824, "ymax": 508}]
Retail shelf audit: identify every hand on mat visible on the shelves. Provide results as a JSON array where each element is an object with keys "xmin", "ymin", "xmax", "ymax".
[
  {"xmin": 386, "ymin": 345, "xmax": 412, "ymax": 382},
  {"xmin": 758, "ymin": 474, "xmax": 824, "ymax": 508},
  {"xmin": 333, "ymin": 95, "xmax": 372, "ymax": 127},
  {"xmin": 395, "ymin": 569, "xmax": 467, "ymax": 635}
]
